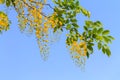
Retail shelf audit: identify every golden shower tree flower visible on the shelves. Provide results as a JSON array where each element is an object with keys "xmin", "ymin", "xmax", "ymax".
[
  {"xmin": 0, "ymin": 0, "xmax": 114, "ymax": 67},
  {"xmin": 0, "ymin": 11, "xmax": 9, "ymax": 32}
]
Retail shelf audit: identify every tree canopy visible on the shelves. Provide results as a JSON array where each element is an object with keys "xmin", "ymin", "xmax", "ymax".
[{"xmin": 0, "ymin": 0, "xmax": 114, "ymax": 66}]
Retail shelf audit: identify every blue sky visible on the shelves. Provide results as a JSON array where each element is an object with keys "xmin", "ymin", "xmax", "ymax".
[{"xmin": 0, "ymin": 0, "xmax": 120, "ymax": 80}]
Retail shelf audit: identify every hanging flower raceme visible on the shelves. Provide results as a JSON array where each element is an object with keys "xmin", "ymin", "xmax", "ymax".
[{"xmin": 0, "ymin": 0, "xmax": 114, "ymax": 67}]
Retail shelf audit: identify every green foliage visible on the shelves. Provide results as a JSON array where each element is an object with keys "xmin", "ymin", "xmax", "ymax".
[
  {"xmin": 83, "ymin": 20, "xmax": 114, "ymax": 57},
  {"xmin": 0, "ymin": 0, "xmax": 114, "ymax": 66},
  {"xmin": 52, "ymin": 0, "xmax": 114, "ymax": 61}
]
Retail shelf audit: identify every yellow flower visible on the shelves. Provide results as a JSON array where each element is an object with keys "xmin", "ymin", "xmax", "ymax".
[{"xmin": 0, "ymin": 12, "xmax": 9, "ymax": 31}]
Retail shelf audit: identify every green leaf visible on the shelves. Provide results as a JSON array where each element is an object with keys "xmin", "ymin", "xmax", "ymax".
[
  {"xmin": 108, "ymin": 36, "xmax": 115, "ymax": 40},
  {"xmin": 103, "ymin": 36, "xmax": 111, "ymax": 43},
  {"xmin": 102, "ymin": 30, "xmax": 110, "ymax": 35},
  {"xmin": 66, "ymin": 37, "xmax": 70, "ymax": 45},
  {"xmin": 73, "ymin": 35, "xmax": 78, "ymax": 41},
  {"xmin": 66, "ymin": 24, "xmax": 71, "ymax": 30},
  {"xmin": 88, "ymin": 42, "xmax": 94, "ymax": 46},
  {"xmin": 71, "ymin": 18, "xmax": 77, "ymax": 23},
  {"xmin": 72, "ymin": 23, "xmax": 79, "ymax": 28},
  {"xmin": 75, "ymin": 1, "xmax": 79, "ymax": 6},
  {"xmin": 85, "ymin": 20, "xmax": 93, "ymax": 26},
  {"xmin": 53, "ymin": 26, "xmax": 58, "ymax": 32},
  {"xmin": 87, "ymin": 45, "xmax": 93, "ymax": 54},
  {"xmin": 98, "ymin": 42, "xmax": 102, "ymax": 50},
  {"xmin": 65, "ymin": 19, "xmax": 69, "ymax": 24},
  {"xmin": 92, "ymin": 34, "xmax": 97, "ymax": 38},
  {"xmin": 97, "ymin": 28, "xmax": 103, "ymax": 34},
  {"xmin": 102, "ymin": 46, "xmax": 106, "ymax": 54},
  {"xmin": 94, "ymin": 21, "xmax": 102, "ymax": 27},
  {"xmin": 106, "ymin": 48, "xmax": 111, "ymax": 57},
  {"xmin": 96, "ymin": 36, "xmax": 103, "ymax": 41},
  {"xmin": 6, "ymin": 0, "xmax": 11, "ymax": 7},
  {"xmin": 11, "ymin": 0, "xmax": 15, "ymax": 6},
  {"xmin": 93, "ymin": 28, "xmax": 97, "ymax": 33},
  {"xmin": 86, "ymin": 52, "xmax": 89, "ymax": 58},
  {"xmin": 84, "ymin": 26, "xmax": 88, "ymax": 31},
  {"xmin": 80, "ymin": 7, "xmax": 90, "ymax": 18}
]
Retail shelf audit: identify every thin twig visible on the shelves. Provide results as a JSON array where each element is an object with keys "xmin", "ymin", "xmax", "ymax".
[{"xmin": 21, "ymin": 0, "xmax": 48, "ymax": 18}]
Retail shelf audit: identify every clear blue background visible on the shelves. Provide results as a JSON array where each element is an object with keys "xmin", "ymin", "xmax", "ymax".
[{"xmin": 0, "ymin": 0, "xmax": 120, "ymax": 80}]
